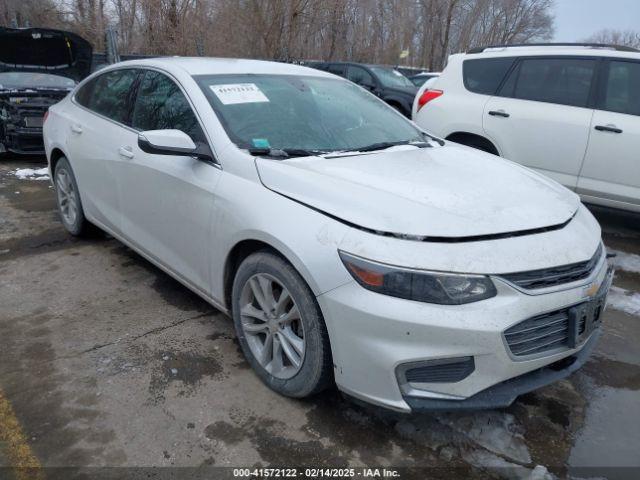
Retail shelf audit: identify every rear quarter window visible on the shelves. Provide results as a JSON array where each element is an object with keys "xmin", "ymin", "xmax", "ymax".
[
  {"xmin": 463, "ymin": 57, "xmax": 515, "ymax": 95},
  {"xmin": 74, "ymin": 78, "xmax": 95, "ymax": 107}
]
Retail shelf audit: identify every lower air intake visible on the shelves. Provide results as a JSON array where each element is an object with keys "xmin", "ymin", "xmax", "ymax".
[{"xmin": 401, "ymin": 357, "xmax": 475, "ymax": 384}]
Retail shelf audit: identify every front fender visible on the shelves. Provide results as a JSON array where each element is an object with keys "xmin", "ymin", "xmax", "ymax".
[{"xmin": 209, "ymin": 172, "xmax": 353, "ymax": 303}]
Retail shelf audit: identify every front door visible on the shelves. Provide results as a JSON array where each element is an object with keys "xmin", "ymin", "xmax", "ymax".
[{"xmin": 117, "ymin": 69, "xmax": 222, "ymax": 293}]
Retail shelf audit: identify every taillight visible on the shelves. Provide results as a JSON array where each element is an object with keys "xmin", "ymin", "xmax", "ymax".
[
  {"xmin": 417, "ymin": 89, "xmax": 443, "ymax": 111},
  {"xmin": 43, "ymin": 109, "xmax": 50, "ymax": 124}
]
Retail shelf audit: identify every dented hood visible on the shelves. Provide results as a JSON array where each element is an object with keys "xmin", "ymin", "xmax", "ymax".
[
  {"xmin": 256, "ymin": 144, "xmax": 580, "ymax": 239},
  {"xmin": 0, "ymin": 27, "xmax": 92, "ymax": 83}
]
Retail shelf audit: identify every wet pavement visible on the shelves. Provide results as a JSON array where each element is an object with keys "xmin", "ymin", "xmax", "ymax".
[{"xmin": 0, "ymin": 156, "xmax": 639, "ymax": 479}]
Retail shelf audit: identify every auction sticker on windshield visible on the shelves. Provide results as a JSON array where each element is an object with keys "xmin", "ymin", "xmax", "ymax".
[{"xmin": 209, "ymin": 83, "xmax": 269, "ymax": 105}]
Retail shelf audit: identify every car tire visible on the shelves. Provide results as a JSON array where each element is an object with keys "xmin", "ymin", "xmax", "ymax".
[
  {"xmin": 232, "ymin": 251, "xmax": 333, "ymax": 398},
  {"xmin": 53, "ymin": 157, "xmax": 94, "ymax": 236}
]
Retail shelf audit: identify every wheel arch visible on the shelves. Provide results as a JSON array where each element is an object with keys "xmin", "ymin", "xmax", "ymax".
[
  {"xmin": 221, "ymin": 236, "xmax": 322, "ymax": 315},
  {"xmin": 49, "ymin": 147, "xmax": 67, "ymax": 180},
  {"xmin": 445, "ymin": 131, "xmax": 501, "ymax": 156}
]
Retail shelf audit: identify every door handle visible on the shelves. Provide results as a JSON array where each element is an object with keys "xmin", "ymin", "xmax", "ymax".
[
  {"xmin": 595, "ymin": 125, "xmax": 622, "ymax": 134},
  {"xmin": 488, "ymin": 110, "xmax": 510, "ymax": 118},
  {"xmin": 118, "ymin": 146, "xmax": 135, "ymax": 159},
  {"xmin": 70, "ymin": 124, "xmax": 83, "ymax": 134}
]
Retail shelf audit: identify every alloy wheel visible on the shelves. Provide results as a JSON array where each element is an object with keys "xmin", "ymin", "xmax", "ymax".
[
  {"xmin": 55, "ymin": 169, "xmax": 78, "ymax": 226},
  {"xmin": 239, "ymin": 273, "xmax": 305, "ymax": 379}
]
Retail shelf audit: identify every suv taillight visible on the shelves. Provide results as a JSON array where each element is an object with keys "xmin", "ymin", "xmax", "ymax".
[
  {"xmin": 417, "ymin": 89, "xmax": 443, "ymax": 111},
  {"xmin": 43, "ymin": 109, "xmax": 50, "ymax": 124}
]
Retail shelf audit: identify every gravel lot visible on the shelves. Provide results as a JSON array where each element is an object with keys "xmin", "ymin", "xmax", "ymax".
[{"xmin": 1, "ymin": 156, "xmax": 639, "ymax": 479}]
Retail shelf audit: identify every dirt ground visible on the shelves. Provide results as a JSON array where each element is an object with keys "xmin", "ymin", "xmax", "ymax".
[{"xmin": 1, "ymin": 156, "xmax": 639, "ymax": 480}]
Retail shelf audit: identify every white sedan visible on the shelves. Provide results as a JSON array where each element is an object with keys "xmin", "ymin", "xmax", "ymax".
[{"xmin": 43, "ymin": 58, "xmax": 610, "ymax": 413}]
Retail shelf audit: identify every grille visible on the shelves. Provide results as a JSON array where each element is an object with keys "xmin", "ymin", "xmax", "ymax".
[
  {"xmin": 24, "ymin": 116, "xmax": 44, "ymax": 128},
  {"xmin": 504, "ymin": 308, "xmax": 571, "ymax": 356},
  {"xmin": 500, "ymin": 244, "xmax": 602, "ymax": 290},
  {"xmin": 403, "ymin": 357, "xmax": 475, "ymax": 383}
]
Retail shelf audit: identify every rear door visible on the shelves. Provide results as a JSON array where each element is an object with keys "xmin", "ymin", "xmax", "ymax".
[
  {"xmin": 66, "ymin": 68, "xmax": 139, "ymax": 234},
  {"xmin": 577, "ymin": 59, "xmax": 640, "ymax": 211},
  {"xmin": 483, "ymin": 56, "xmax": 597, "ymax": 188},
  {"xmin": 117, "ymin": 69, "xmax": 221, "ymax": 293}
]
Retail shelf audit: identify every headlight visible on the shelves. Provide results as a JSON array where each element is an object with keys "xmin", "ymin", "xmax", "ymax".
[{"xmin": 339, "ymin": 251, "xmax": 497, "ymax": 305}]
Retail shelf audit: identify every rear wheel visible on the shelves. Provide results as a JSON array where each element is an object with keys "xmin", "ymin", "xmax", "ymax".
[
  {"xmin": 54, "ymin": 157, "xmax": 94, "ymax": 236},
  {"xmin": 232, "ymin": 251, "xmax": 333, "ymax": 397}
]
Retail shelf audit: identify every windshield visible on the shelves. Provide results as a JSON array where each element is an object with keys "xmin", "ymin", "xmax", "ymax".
[
  {"xmin": 369, "ymin": 67, "xmax": 415, "ymax": 88},
  {"xmin": 0, "ymin": 72, "xmax": 75, "ymax": 90},
  {"xmin": 195, "ymin": 74, "xmax": 425, "ymax": 152}
]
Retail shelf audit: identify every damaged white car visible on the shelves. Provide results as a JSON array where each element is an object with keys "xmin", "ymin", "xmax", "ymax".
[
  {"xmin": 43, "ymin": 58, "xmax": 611, "ymax": 412},
  {"xmin": 0, "ymin": 27, "xmax": 92, "ymax": 155}
]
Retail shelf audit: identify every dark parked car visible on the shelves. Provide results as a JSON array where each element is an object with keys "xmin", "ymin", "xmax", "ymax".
[
  {"xmin": 408, "ymin": 72, "xmax": 441, "ymax": 87},
  {"xmin": 310, "ymin": 62, "xmax": 418, "ymax": 116},
  {"xmin": 0, "ymin": 27, "xmax": 92, "ymax": 155}
]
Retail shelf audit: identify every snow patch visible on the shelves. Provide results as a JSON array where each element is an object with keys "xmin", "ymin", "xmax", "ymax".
[
  {"xmin": 437, "ymin": 411, "xmax": 532, "ymax": 464},
  {"xmin": 607, "ymin": 286, "xmax": 640, "ymax": 316},
  {"xmin": 607, "ymin": 248, "xmax": 640, "ymax": 275},
  {"xmin": 14, "ymin": 167, "xmax": 50, "ymax": 181},
  {"xmin": 465, "ymin": 449, "xmax": 554, "ymax": 479}
]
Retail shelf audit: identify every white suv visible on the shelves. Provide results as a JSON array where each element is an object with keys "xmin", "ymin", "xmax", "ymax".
[{"xmin": 413, "ymin": 44, "xmax": 640, "ymax": 213}]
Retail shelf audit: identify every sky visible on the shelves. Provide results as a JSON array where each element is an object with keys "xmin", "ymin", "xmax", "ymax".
[{"xmin": 553, "ymin": 0, "xmax": 640, "ymax": 41}]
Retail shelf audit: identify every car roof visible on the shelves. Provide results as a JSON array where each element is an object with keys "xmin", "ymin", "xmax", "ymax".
[
  {"xmin": 98, "ymin": 56, "xmax": 335, "ymax": 78},
  {"xmin": 463, "ymin": 45, "xmax": 640, "ymax": 60},
  {"xmin": 316, "ymin": 61, "xmax": 396, "ymax": 69}
]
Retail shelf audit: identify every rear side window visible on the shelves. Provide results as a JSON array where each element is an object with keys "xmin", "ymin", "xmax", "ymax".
[
  {"xmin": 85, "ymin": 69, "xmax": 138, "ymax": 124},
  {"xmin": 510, "ymin": 58, "xmax": 596, "ymax": 108},
  {"xmin": 601, "ymin": 60, "xmax": 640, "ymax": 116},
  {"xmin": 131, "ymin": 70, "xmax": 205, "ymax": 142},
  {"xmin": 463, "ymin": 58, "xmax": 515, "ymax": 95}
]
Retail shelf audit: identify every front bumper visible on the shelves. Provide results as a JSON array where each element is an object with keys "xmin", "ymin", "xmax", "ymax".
[
  {"xmin": 404, "ymin": 329, "xmax": 599, "ymax": 411},
  {"xmin": 1, "ymin": 126, "xmax": 45, "ymax": 155},
  {"xmin": 317, "ymin": 257, "xmax": 610, "ymax": 413}
]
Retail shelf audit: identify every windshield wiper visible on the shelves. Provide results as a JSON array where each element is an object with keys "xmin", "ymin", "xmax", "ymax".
[
  {"xmin": 353, "ymin": 140, "xmax": 431, "ymax": 152},
  {"xmin": 247, "ymin": 147, "xmax": 326, "ymax": 159}
]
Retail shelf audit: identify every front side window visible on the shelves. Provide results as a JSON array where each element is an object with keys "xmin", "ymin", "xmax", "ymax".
[
  {"xmin": 326, "ymin": 64, "xmax": 346, "ymax": 76},
  {"xmin": 85, "ymin": 69, "xmax": 138, "ymax": 124},
  {"xmin": 195, "ymin": 74, "xmax": 425, "ymax": 152},
  {"xmin": 346, "ymin": 66, "xmax": 375, "ymax": 88},
  {"xmin": 601, "ymin": 60, "xmax": 640, "ymax": 116},
  {"xmin": 368, "ymin": 67, "xmax": 414, "ymax": 88},
  {"xmin": 131, "ymin": 70, "xmax": 205, "ymax": 142},
  {"xmin": 510, "ymin": 58, "xmax": 596, "ymax": 108},
  {"xmin": 463, "ymin": 57, "xmax": 515, "ymax": 95}
]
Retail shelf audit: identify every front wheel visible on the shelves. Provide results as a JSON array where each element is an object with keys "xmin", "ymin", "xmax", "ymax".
[{"xmin": 232, "ymin": 251, "xmax": 333, "ymax": 398}]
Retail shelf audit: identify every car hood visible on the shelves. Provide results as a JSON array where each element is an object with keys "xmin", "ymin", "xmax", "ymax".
[
  {"xmin": 0, "ymin": 27, "xmax": 92, "ymax": 82},
  {"xmin": 256, "ymin": 144, "xmax": 580, "ymax": 239},
  {"xmin": 385, "ymin": 85, "xmax": 418, "ymax": 97}
]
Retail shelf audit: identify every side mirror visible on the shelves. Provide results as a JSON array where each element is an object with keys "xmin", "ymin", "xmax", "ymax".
[{"xmin": 138, "ymin": 129, "xmax": 197, "ymax": 156}]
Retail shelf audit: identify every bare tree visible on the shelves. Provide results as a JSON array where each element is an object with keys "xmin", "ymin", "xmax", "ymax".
[
  {"xmin": 0, "ymin": 0, "xmax": 556, "ymax": 70},
  {"xmin": 585, "ymin": 29, "xmax": 640, "ymax": 49}
]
